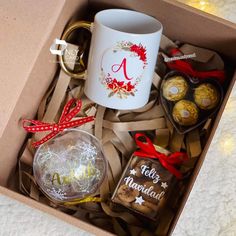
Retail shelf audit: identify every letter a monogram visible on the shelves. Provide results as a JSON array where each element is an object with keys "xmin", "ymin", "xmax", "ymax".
[{"xmin": 111, "ymin": 58, "xmax": 133, "ymax": 80}]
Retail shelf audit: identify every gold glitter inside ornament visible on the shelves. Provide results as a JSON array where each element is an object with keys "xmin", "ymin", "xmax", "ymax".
[
  {"xmin": 33, "ymin": 129, "xmax": 107, "ymax": 203},
  {"xmin": 172, "ymin": 100, "xmax": 199, "ymax": 126},
  {"xmin": 162, "ymin": 76, "xmax": 188, "ymax": 101},
  {"xmin": 194, "ymin": 83, "xmax": 219, "ymax": 110}
]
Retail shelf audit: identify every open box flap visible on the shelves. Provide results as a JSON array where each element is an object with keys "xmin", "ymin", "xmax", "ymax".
[
  {"xmin": 0, "ymin": 0, "xmax": 88, "ymax": 186},
  {"xmin": 0, "ymin": 1, "xmax": 66, "ymax": 138}
]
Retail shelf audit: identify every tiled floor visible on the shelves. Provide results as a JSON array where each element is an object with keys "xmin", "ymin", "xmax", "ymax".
[{"xmin": 1, "ymin": 1, "xmax": 236, "ymax": 236}]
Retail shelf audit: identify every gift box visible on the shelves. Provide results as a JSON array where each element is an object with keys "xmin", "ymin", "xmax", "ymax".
[{"xmin": 0, "ymin": 0, "xmax": 236, "ymax": 235}]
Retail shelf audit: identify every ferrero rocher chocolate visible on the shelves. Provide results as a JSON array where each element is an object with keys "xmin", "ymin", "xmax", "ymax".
[
  {"xmin": 172, "ymin": 100, "xmax": 198, "ymax": 126},
  {"xmin": 112, "ymin": 152, "xmax": 173, "ymax": 220},
  {"xmin": 162, "ymin": 76, "xmax": 188, "ymax": 101},
  {"xmin": 33, "ymin": 129, "xmax": 107, "ymax": 203},
  {"xmin": 194, "ymin": 83, "xmax": 219, "ymax": 110}
]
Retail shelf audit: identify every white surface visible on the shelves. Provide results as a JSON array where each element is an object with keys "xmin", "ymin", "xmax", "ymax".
[
  {"xmin": 173, "ymin": 1, "xmax": 236, "ymax": 236},
  {"xmin": 1, "ymin": 1, "xmax": 236, "ymax": 235},
  {"xmin": 172, "ymin": 78, "xmax": 236, "ymax": 236},
  {"xmin": 0, "ymin": 194, "xmax": 93, "ymax": 236}
]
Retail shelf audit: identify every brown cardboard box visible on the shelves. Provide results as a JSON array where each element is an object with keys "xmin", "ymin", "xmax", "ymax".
[{"xmin": 0, "ymin": 0, "xmax": 236, "ymax": 235}]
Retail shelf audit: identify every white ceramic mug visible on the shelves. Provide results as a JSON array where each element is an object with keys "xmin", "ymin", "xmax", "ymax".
[{"xmin": 60, "ymin": 9, "xmax": 163, "ymax": 110}]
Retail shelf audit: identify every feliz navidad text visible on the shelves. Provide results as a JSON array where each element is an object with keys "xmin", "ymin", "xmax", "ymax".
[{"xmin": 124, "ymin": 165, "xmax": 167, "ymax": 201}]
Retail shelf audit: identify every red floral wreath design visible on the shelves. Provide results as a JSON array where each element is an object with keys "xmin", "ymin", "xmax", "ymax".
[
  {"xmin": 100, "ymin": 41, "xmax": 147, "ymax": 99},
  {"xmin": 130, "ymin": 44, "xmax": 147, "ymax": 64},
  {"xmin": 104, "ymin": 74, "xmax": 136, "ymax": 97}
]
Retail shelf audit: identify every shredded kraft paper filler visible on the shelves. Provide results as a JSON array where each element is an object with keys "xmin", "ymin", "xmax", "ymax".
[{"xmin": 1, "ymin": 1, "xmax": 236, "ymax": 236}]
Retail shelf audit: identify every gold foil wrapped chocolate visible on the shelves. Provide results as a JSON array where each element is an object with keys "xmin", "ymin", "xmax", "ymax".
[
  {"xmin": 33, "ymin": 129, "xmax": 107, "ymax": 203},
  {"xmin": 160, "ymin": 71, "xmax": 223, "ymax": 134},
  {"xmin": 194, "ymin": 83, "xmax": 219, "ymax": 110},
  {"xmin": 162, "ymin": 76, "xmax": 188, "ymax": 101},
  {"xmin": 172, "ymin": 100, "xmax": 199, "ymax": 126}
]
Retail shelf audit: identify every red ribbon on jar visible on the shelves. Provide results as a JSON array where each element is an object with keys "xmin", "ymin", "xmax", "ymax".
[
  {"xmin": 23, "ymin": 99, "xmax": 94, "ymax": 148},
  {"xmin": 166, "ymin": 48, "xmax": 226, "ymax": 84},
  {"xmin": 134, "ymin": 133, "xmax": 188, "ymax": 179}
]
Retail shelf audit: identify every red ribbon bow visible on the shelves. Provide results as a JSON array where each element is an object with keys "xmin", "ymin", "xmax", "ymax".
[
  {"xmin": 166, "ymin": 48, "xmax": 226, "ymax": 84},
  {"xmin": 23, "ymin": 99, "xmax": 94, "ymax": 148},
  {"xmin": 134, "ymin": 133, "xmax": 188, "ymax": 179}
]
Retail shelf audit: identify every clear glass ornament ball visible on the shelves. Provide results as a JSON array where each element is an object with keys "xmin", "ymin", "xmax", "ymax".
[{"xmin": 33, "ymin": 129, "xmax": 107, "ymax": 203}]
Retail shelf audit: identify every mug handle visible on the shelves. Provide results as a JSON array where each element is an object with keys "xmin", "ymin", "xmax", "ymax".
[{"xmin": 59, "ymin": 21, "xmax": 92, "ymax": 79}]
